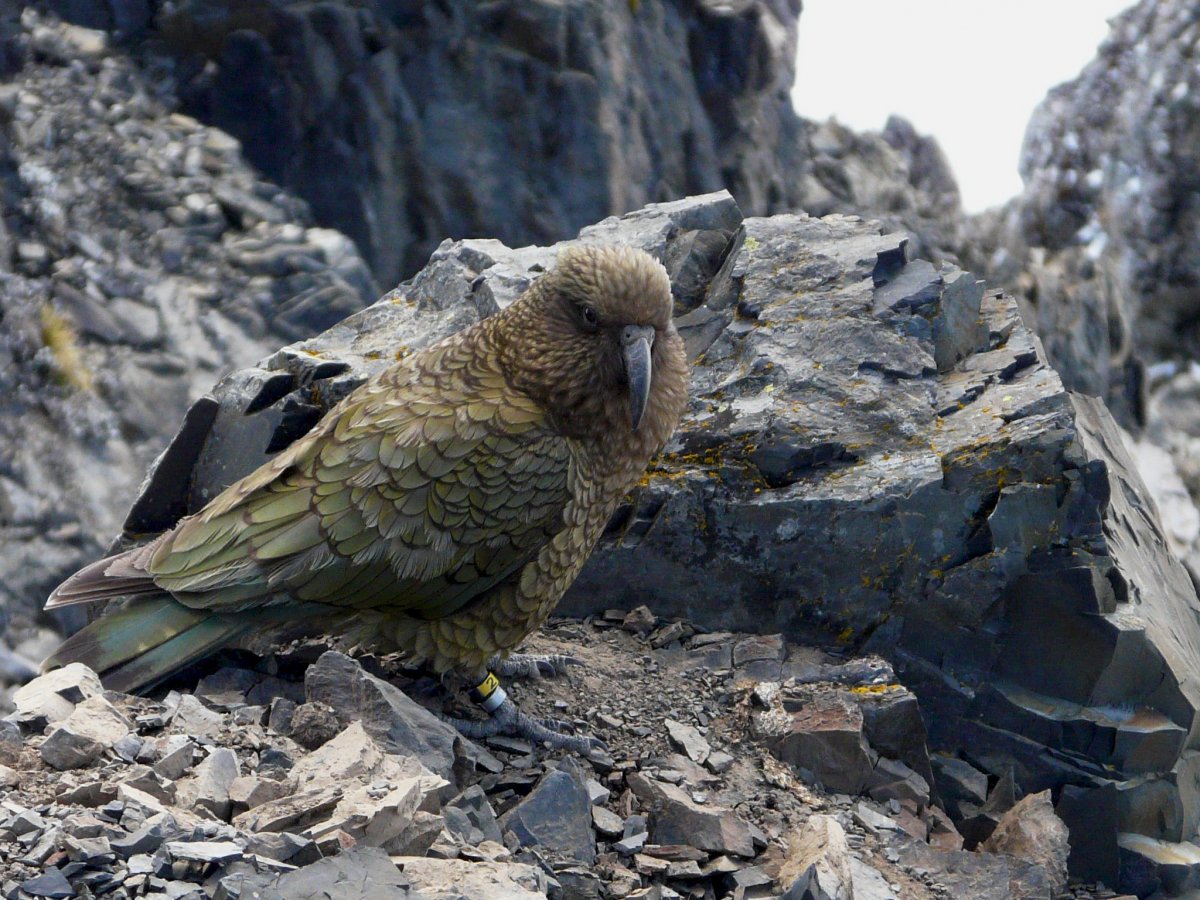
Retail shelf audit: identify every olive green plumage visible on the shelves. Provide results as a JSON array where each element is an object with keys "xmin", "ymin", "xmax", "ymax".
[{"xmin": 43, "ymin": 245, "xmax": 690, "ymax": 692}]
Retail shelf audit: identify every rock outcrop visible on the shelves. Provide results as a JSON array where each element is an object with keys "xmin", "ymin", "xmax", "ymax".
[
  {"xmin": 967, "ymin": 0, "xmax": 1200, "ymax": 429},
  {"xmin": 41, "ymin": 0, "xmax": 965, "ymax": 289},
  {"xmin": 0, "ymin": 10, "xmax": 375, "ymax": 649},
  {"xmin": 111, "ymin": 192, "xmax": 1200, "ymax": 885}
]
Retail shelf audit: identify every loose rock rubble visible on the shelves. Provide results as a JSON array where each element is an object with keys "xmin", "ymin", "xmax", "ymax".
[{"xmin": 0, "ymin": 614, "xmax": 1131, "ymax": 899}]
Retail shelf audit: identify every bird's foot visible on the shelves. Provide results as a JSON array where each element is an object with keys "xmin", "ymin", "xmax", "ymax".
[
  {"xmin": 444, "ymin": 670, "xmax": 605, "ymax": 756},
  {"xmin": 491, "ymin": 652, "xmax": 582, "ymax": 680},
  {"xmin": 446, "ymin": 699, "xmax": 604, "ymax": 755}
]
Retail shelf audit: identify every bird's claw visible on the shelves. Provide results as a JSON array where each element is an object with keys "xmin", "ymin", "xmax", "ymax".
[
  {"xmin": 444, "ymin": 696, "xmax": 607, "ymax": 757},
  {"xmin": 492, "ymin": 652, "xmax": 583, "ymax": 680}
]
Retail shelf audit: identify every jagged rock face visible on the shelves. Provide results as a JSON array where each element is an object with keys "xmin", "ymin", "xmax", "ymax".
[
  {"xmin": 40, "ymin": 0, "xmax": 967, "ymax": 289},
  {"xmin": 136, "ymin": 0, "xmax": 804, "ymax": 287},
  {"xmin": 0, "ymin": 12, "xmax": 375, "ymax": 636},
  {"xmin": 971, "ymin": 0, "xmax": 1200, "ymax": 425},
  {"xmin": 119, "ymin": 193, "xmax": 1200, "ymax": 872}
]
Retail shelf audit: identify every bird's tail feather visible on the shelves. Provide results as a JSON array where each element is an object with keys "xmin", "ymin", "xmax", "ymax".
[
  {"xmin": 45, "ymin": 544, "xmax": 164, "ymax": 610},
  {"xmin": 42, "ymin": 595, "xmax": 250, "ymax": 694}
]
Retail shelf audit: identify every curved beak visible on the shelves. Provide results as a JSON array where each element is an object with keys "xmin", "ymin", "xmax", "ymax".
[{"xmin": 621, "ymin": 325, "xmax": 655, "ymax": 431}]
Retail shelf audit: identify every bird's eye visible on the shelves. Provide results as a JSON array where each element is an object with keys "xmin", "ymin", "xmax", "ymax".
[{"xmin": 581, "ymin": 305, "xmax": 599, "ymax": 329}]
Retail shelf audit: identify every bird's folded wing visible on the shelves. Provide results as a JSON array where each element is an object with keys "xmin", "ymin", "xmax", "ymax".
[{"xmin": 145, "ymin": 367, "xmax": 572, "ymax": 619}]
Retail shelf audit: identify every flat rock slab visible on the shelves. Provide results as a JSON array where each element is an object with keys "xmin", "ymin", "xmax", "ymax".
[
  {"xmin": 394, "ymin": 856, "xmax": 550, "ymax": 900},
  {"xmin": 626, "ymin": 771, "xmax": 755, "ymax": 857},
  {"xmin": 499, "ymin": 758, "xmax": 595, "ymax": 865},
  {"xmin": 245, "ymin": 846, "xmax": 421, "ymax": 899}
]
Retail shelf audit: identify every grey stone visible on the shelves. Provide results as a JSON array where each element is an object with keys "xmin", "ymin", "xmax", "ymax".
[
  {"xmin": 854, "ymin": 685, "xmax": 934, "ymax": 792},
  {"xmin": 626, "ymin": 772, "xmax": 754, "ymax": 857},
  {"xmin": 267, "ymin": 698, "xmax": 297, "ymax": 736},
  {"xmin": 931, "ymin": 755, "xmax": 988, "ymax": 818},
  {"xmin": 866, "ymin": 757, "xmax": 930, "ymax": 807},
  {"xmin": 111, "ymin": 814, "xmax": 183, "ymax": 859},
  {"xmin": 40, "ymin": 724, "xmax": 104, "ymax": 770},
  {"xmin": 120, "ymin": 765, "xmax": 177, "ymax": 803},
  {"xmin": 19, "ymin": 869, "xmax": 73, "ymax": 900},
  {"xmin": 981, "ymin": 790, "xmax": 1070, "ymax": 894},
  {"xmin": 1056, "ymin": 782, "xmax": 1120, "ymax": 888},
  {"xmin": 153, "ymin": 738, "xmax": 196, "ymax": 781},
  {"xmin": 852, "ymin": 802, "xmax": 905, "ymax": 836},
  {"xmin": 848, "ymin": 858, "xmax": 898, "ymax": 900},
  {"xmin": 288, "ymin": 701, "xmax": 342, "ymax": 750},
  {"xmin": 304, "ymin": 650, "xmax": 479, "ymax": 786},
  {"xmin": 0, "ymin": 720, "xmax": 20, "ymax": 764},
  {"xmin": 113, "ymin": 733, "xmax": 143, "ymax": 763},
  {"xmin": 705, "ymin": 750, "xmax": 735, "ymax": 774},
  {"xmin": 885, "ymin": 826, "xmax": 1052, "ymax": 900},
  {"xmin": 13, "ymin": 663, "xmax": 103, "ymax": 726},
  {"xmin": 778, "ymin": 814, "xmax": 853, "ymax": 900},
  {"xmin": 664, "ymin": 719, "xmax": 711, "ymax": 766},
  {"xmin": 392, "ymin": 856, "xmax": 549, "ymax": 899},
  {"xmin": 592, "ymin": 805, "xmax": 624, "ymax": 839},
  {"xmin": 446, "ymin": 785, "xmax": 502, "ymax": 846},
  {"xmin": 499, "ymin": 758, "xmax": 595, "ymax": 865},
  {"xmin": 614, "ymin": 814, "xmax": 649, "ymax": 855},
  {"xmin": 170, "ymin": 694, "xmax": 224, "ymax": 739},
  {"xmin": 758, "ymin": 690, "xmax": 877, "ymax": 796},
  {"xmin": 5, "ymin": 806, "xmax": 48, "ymax": 837},
  {"xmin": 62, "ymin": 833, "xmax": 113, "ymax": 863},
  {"xmin": 584, "ymin": 778, "xmax": 610, "ymax": 806},
  {"xmin": 242, "ymin": 831, "xmax": 321, "ymax": 866},
  {"xmin": 165, "ymin": 840, "xmax": 243, "ymax": 864},
  {"xmin": 248, "ymin": 846, "xmax": 417, "ymax": 899},
  {"xmin": 1117, "ymin": 833, "xmax": 1200, "ymax": 897},
  {"xmin": 177, "ymin": 747, "xmax": 239, "ymax": 820},
  {"xmin": 229, "ymin": 775, "xmax": 286, "ymax": 814}
]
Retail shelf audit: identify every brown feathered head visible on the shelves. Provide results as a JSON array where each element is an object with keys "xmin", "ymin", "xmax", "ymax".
[{"xmin": 500, "ymin": 244, "xmax": 689, "ymax": 453}]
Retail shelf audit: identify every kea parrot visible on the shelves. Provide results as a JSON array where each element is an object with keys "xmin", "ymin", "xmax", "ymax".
[{"xmin": 42, "ymin": 244, "xmax": 690, "ymax": 753}]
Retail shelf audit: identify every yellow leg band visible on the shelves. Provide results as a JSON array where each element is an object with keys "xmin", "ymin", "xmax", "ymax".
[{"xmin": 470, "ymin": 672, "xmax": 507, "ymax": 713}]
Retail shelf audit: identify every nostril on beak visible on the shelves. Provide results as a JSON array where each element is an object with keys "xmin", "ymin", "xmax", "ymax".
[{"xmin": 621, "ymin": 324, "xmax": 656, "ymax": 348}]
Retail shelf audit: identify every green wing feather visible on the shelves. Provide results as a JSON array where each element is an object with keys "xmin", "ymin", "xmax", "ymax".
[{"xmin": 146, "ymin": 352, "xmax": 572, "ymax": 621}]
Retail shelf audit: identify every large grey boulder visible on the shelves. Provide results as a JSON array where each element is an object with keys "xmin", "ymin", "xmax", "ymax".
[{"xmin": 104, "ymin": 193, "xmax": 1200, "ymax": 875}]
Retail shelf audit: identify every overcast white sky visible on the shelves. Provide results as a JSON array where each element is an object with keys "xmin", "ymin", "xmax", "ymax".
[{"xmin": 793, "ymin": 1, "xmax": 1133, "ymax": 212}]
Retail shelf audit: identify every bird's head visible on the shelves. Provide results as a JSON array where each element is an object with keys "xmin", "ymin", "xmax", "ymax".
[{"xmin": 501, "ymin": 244, "xmax": 688, "ymax": 447}]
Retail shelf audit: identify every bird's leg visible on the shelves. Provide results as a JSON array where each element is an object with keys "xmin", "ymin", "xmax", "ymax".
[
  {"xmin": 443, "ymin": 669, "xmax": 606, "ymax": 756},
  {"xmin": 490, "ymin": 652, "xmax": 582, "ymax": 680}
]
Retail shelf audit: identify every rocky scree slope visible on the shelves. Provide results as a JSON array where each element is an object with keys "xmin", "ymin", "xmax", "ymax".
[
  {"xmin": 0, "ymin": 617, "xmax": 1085, "ymax": 899},
  {"xmin": 45, "ymin": 0, "xmax": 965, "ymax": 286},
  {"xmin": 111, "ymin": 192, "xmax": 1200, "ymax": 890},
  {"xmin": 0, "ymin": 10, "xmax": 375, "ymax": 655}
]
